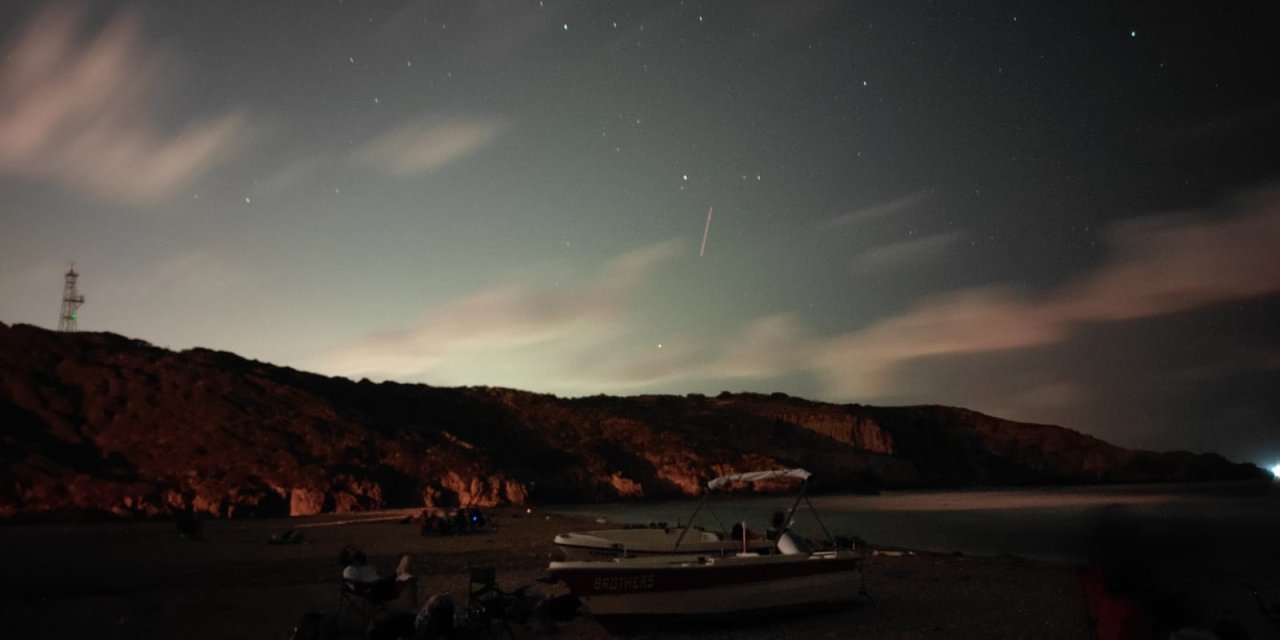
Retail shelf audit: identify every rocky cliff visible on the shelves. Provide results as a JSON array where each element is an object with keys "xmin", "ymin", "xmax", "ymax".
[{"xmin": 0, "ymin": 323, "xmax": 1264, "ymax": 519}]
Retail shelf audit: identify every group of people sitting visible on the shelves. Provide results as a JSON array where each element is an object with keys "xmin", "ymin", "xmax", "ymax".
[
  {"xmin": 419, "ymin": 507, "xmax": 492, "ymax": 536},
  {"xmin": 335, "ymin": 546, "xmax": 458, "ymax": 639}
]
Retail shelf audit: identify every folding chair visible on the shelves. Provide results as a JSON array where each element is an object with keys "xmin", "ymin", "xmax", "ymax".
[
  {"xmin": 465, "ymin": 567, "xmax": 518, "ymax": 637},
  {"xmin": 338, "ymin": 577, "xmax": 396, "ymax": 621}
]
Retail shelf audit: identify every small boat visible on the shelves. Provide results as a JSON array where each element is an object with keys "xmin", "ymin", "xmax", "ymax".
[
  {"xmin": 554, "ymin": 524, "xmax": 772, "ymax": 560},
  {"xmin": 552, "ymin": 468, "xmax": 811, "ymax": 560},
  {"xmin": 547, "ymin": 468, "xmax": 864, "ymax": 628}
]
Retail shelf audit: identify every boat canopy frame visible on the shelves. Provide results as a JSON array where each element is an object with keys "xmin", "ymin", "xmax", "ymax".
[{"xmin": 671, "ymin": 467, "xmax": 836, "ymax": 553}]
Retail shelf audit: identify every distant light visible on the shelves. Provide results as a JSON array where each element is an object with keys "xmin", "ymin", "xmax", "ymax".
[
  {"xmin": 563, "ymin": 23, "xmax": 568, "ymax": 31},
  {"xmin": 1271, "ymin": 463, "xmax": 1280, "ymax": 478},
  {"xmin": 1130, "ymin": 31, "xmax": 1136, "ymax": 37}
]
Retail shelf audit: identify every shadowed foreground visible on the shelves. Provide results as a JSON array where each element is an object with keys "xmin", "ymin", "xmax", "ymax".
[{"xmin": 0, "ymin": 508, "xmax": 1089, "ymax": 639}]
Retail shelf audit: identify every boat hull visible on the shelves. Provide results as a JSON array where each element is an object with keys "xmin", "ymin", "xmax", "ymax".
[{"xmin": 548, "ymin": 551, "xmax": 863, "ymax": 623}]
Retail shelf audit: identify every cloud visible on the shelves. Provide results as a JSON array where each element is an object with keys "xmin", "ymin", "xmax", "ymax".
[
  {"xmin": 0, "ymin": 5, "xmax": 248, "ymax": 207},
  {"xmin": 714, "ymin": 314, "xmax": 815, "ymax": 379},
  {"xmin": 352, "ymin": 116, "xmax": 505, "ymax": 176},
  {"xmin": 562, "ymin": 314, "xmax": 816, "ymax": 393},
  {"xmin": 814, "ymin": 186, "xmax": 1280, "ymax": 398},
  {"xmin": 820, "ymin": 191, "xmax": 931, "ymax": 229},
  {"xmin": 1048, "ymin": 193, "xmax": 1280, "ymax": 322},
  {"xmin": 854, "ymin": 232, "xmax": 960, "ymax": 270},
  {"xmin": 106, "ymin": 251, "xmax": 242, "ymax": 300},
  {"xmin": 309, "ymin": 188, "xmax": 1280, "ymax": 404},
  {"xmin": 312, "ymin": 240, "xmax": 679, "ymax": 382}
]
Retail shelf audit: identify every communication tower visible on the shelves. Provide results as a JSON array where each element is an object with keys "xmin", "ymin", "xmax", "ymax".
[{"xmin": 58, "ymin": 266, "xmax": 86, "ymax": 332}]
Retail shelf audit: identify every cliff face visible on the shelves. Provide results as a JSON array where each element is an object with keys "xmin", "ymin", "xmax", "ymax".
[{"xmin": 0, "ymin": 323, "xmax": 1264, "ymax": 519}]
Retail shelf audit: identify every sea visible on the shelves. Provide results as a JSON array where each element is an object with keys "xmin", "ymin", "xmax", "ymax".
[
  {"xmin": 549, "ymin": 481, "xmax": 1280, "ymax": 637},
  {"xmin": 548, "ymin": 480, "xmax": 1280, "ymax": 581}
]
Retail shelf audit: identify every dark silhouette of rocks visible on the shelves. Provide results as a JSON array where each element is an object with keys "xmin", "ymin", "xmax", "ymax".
[{"xmin": 0, "ymin": 322, "xmax": 1264, "ymax": 520}]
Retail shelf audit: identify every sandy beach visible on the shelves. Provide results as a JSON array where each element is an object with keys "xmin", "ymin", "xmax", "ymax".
[{"xmin": 0, "ymin": 507, "xmax": 1093, "ymax": 639}]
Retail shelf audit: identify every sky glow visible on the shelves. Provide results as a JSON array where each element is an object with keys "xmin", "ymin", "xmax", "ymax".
[{"xmin": 1, "ymin": 1, "xmax": 1277, "ymax": 466}]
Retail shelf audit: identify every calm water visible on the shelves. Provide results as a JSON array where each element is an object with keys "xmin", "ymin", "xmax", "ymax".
[
  {"xmin": 549, "ymin": 481, "xmax": 1280, "ymax": 573},
  {"xmin": 549, "ymin": 482, "xmax": 1280, "ymax": 637}
]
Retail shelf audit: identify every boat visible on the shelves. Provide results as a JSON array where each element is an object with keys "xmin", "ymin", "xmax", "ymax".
[
  {"xmin": 553, "ymin": 524, "xmax": 772, "ymax": 560},
  {"xmin": 552, "ymin": 468, "xmax": 810, "ymax": 560},
  {"xmin": 547, "ymin": 468, "xmax": 865, "ymax": 628}
]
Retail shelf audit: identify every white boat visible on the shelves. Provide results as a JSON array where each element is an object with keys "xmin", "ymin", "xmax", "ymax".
[
  {"xmin": 554, "ymin": 525, "xmax": 772, "ymax": 560},
  {"xmin": 552, "ymin": 468, "xmax": 812, "ymax": 560},
  {"xmin": 547, "ymin": 468, "xmax": 865, "ymax": 628}
]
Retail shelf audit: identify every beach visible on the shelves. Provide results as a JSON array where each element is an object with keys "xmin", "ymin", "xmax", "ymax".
[{"xmin": 0, "ymin": 507, "xmax": 1092, "ymax": 639}]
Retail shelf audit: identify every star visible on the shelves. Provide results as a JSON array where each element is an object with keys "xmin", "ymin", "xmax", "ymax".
[{"xmin": 244, "ymin": 197, "xmax": 251, "ymax": 204}]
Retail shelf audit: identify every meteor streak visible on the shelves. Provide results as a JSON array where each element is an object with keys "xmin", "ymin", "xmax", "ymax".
[{"xmin": 699, "ymin": 206, "xmax": 714, "ymax": 257}]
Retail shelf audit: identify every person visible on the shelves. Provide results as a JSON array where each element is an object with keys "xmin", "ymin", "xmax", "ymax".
[
  {"xmin": 452, "ymin": 508, "xmax": 470, "ymax": 534},
  {"xmin": 766, "ymin": 511, "xmax": 787, "ymax": 541},
  {"xmin": 728, "ymin": 521, "xmax": 761, "ymax": 553},
  {"xmin": 340, "ymin": 546, "xmax": 417, "ymax": 609},
  {"xmin": 340, "ymin": 547, "xmax": 381, "ymax": 583},
  {"xmin": 413, "ymin": 594, "xmax": 455, "ymax": 638}
]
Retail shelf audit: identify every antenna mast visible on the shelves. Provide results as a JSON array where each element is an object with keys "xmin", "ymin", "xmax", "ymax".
[{"xmin": 58, "ymin": 265, "xmax": 86, "ymax": 332}]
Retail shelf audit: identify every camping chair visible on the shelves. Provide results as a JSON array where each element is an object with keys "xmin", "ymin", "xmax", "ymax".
[
  {"xmin": 465, "ymin": 567, "xmax": 521, "ymax": 637},
  {"xmin": 338, "ymin": 577, "xmax": 397, "ymax": 621}
]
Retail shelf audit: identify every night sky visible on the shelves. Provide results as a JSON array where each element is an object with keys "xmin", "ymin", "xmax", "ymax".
[{"xmin": 2, "ymin": 2, "xmax": 1277, "ymax": 466}]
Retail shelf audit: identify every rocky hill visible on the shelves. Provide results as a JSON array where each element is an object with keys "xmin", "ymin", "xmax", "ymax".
[{"xmin": 0, "ymin": 323, "xmax": 1264, "ymax": 519}]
